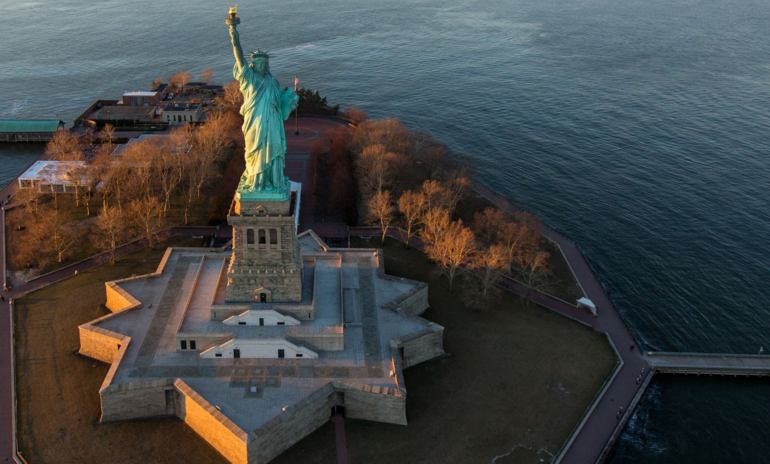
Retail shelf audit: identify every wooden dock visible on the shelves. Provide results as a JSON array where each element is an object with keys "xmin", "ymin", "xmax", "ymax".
[{"xmin": 645, "ymin": 352, "xmax": 770, "ymax": 376}]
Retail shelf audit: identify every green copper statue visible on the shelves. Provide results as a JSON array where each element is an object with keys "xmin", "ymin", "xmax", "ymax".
[{"xmin": 228, "ymin": 6, "xmax": 299, "ymax": 199}]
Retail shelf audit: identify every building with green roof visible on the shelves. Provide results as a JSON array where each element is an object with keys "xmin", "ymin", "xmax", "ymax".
[{"xmin": 0, "ymin": 120, "xmax": 65, "ymax": 142}]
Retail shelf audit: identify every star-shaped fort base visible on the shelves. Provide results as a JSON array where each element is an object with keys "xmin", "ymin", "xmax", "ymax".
[{"xmin": 79, "ymin": 230, "xmax": 444, "ymax": 464}]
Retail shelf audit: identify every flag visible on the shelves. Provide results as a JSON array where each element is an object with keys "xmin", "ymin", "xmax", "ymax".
[{"xmin": 294, "ymin": 75, "xmax": 298, "ymax": 92}]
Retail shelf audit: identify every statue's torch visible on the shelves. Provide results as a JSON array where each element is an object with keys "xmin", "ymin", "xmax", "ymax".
[{"xmin": 226, "ymin": 5, "xmax": 240, "ymax": 27}]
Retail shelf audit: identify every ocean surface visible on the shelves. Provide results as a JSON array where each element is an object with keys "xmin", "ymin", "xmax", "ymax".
[{"xmin": 2, "ymin": 0, "xmax": 769, "ymax": 461}]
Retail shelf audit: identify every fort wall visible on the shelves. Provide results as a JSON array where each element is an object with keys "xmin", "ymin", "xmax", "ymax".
[
  {"xmin": 249, "ymin": 384, "xmax": 337, "ymax": 464},
  {"xmin": 99, "ymin": 379, "xmax": 176, "ymax": 423},
  {"xmin": 175, "ymin": 380, "xmax": 249, "ymax": 464},
  {"xmin": 336, "ymin": 381, "xmax": 407, "ymax": 425},
  {"xmin": 396, "ymin": 324, "xmax": 445, "ymax": 368},
  {"xmin": 105, "ymin": 281, "xmax": 142, "ymax": 312},
  {"xmin": 78, "ymin": 324, "xmax": 127, "ymax": 364},
  {"xmin": 289, "ymin": 331, "xmax": 344, "ymax": 351}
]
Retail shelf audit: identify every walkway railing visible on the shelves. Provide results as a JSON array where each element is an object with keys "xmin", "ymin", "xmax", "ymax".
[{"xmin": 645, "ymin": 352, "xmax": 770, "ymax": 376}]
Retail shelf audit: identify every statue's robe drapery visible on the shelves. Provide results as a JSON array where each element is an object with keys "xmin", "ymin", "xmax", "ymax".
[{"xmin": 234, "ymin": 63, "xmax": 298, "ymax": 191}]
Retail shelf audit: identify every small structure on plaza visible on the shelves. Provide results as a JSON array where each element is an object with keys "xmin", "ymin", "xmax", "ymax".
[{"xmin": 78, "ymin": 7, "xmax": 445, "ymax": 464}]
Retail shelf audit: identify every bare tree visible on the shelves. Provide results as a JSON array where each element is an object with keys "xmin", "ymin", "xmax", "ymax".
[
  {"xmin": 420, "ymin": 179, "xmax": 449, "ymax": 212},
  {"xmin": 200, "ymin": 68, "xmax": 214, "ymax": 84},
  {"xmin": 10, "ymin": 223, "xmax": 40, "ymax": 269},
  {"xmin": 101, "ymin": 123, "xmax": 115, "ymax": 149},
  {"xmin": 129, "ymin": 196, "xmax": 165, "ymax": 249},
  {"xmin": 158, "ymin": 125, "xmax": 193, "ymax": 216},
  {"xmin": 471, "ymin": 243, "xmax": 510, "ymax": 298},
  {"xmin": 445, "ymin": 170, "xmax": 472, "ymax": 212},
  {"xmin": 45, "ymin": 130, "xmax": 82, "ymax": 161},
  {"xmin": 95, "ymin": 206, "xmax": 128, "ymax": 263},
  {"xmin": 413, "ymin": 133, "xmax": 450, "ymax": 178},
  {"xmin": 514, "ymin": 248, "xmax": 551, "ymax": 289},
  {"xmin": 123, "ymin": 138, "xmax": 158, "ymax": 198},
  {"xmin": 80, "ymin": 163, "xmax": 101, "ymax": 216},
  {"xmin": 221, "ymin": 80, "xmax": 243, "ymax": 109},
  {"xmin": 38, "ymin": 207, "xmax": 78, "ymax": 263},
  {"xmin": 341, "ymin": 105, "xmax": 369, "ymax": 125},
  {"xmin": 397, "ymin": 189, "xmax": 425, "ymax": 249},
  {"xmin": 15, "ymin": 186, "xmax": 43, "ymax": 217},
  {"xmin": 191, "ymin": 112, "xmax": 233, "ymax": 197},
  {"xmin": 356, "ymin": 144, "xmax": 397, "ymax": 197},
  {"xmin": 366, "ymin": 190, "xmax": 395, "ymax": 244},
  {"xmin": 426, "ymin": 220, "xmax": 476, "ymax": 292},
  {"xmin": 64, "ymin": 163, "xmax": 90, "ymax": 207},
  {"xmin": 168, "ymin": 71, "xmax": 193, "ymax": 91},
  {"xmin": 351, "ymin": 118, "xmax": 415, "ymax": 158},
  {"xmin": 473, "ymin": 207, "xmax": 541, "ymax": 263},
  {"xmin": 502, "ymin": 212, "xmax": 541, "ymax": 261},
  {"xmin": 472, "ymin": 207, "xmax": 508, "ymax": 244},
  {"xmin": 421, "ymin": 207, "xmax": 451, "ymax": 245},
  {"xmin": 155, "ymin": 145, "xmax": 181, "ymax": 214},
  {"xmin": 100, "ymin": 156, "xmax": 131, "ymax": 212}
]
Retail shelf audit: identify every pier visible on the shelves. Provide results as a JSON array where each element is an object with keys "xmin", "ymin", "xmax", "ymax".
[{"xmin": 645, "ymin": 352, "xmax": 770, "ymax": 376}]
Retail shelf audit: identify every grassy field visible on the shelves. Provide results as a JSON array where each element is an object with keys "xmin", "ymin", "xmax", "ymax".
[
  {"xmin": 13, "ymin": 237, "xmax": 228, "ymax": 464},
  {"xmin": 271, "ymin": 238, "xmax": 616, "ymax": 464}
]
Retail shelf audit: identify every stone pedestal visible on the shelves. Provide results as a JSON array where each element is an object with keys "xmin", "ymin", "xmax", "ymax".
[{"xmin": 225, "ymin": 192, "xmax": 303, "ymax": 303}]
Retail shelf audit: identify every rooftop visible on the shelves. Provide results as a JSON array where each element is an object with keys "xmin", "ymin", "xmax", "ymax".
[
  {"xmin": 152, "ymin": 83, "xmax": 169, "ymax": 92},
  {"xmin": 163, "ymin": 103, "xmax": 201, "ymax": 112},
  {"xmin": 123, "ymin": 91, "xmax": 158, "ymax": 97},
  {"xmin": 95, "ymin": 105, "xmax": 156, "ymax": 116},
  {"xmin": 0, "ymin": 120, "xmax": 63, "ymax": 133},
  {"xmin": 19, "ymin": 160, "xmax": 88, "ymax": 182}
]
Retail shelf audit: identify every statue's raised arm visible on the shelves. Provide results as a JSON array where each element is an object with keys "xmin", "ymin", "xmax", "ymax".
[
  {"xmin": 229, "ymin": 26, "xmax": 245, "ymax": 73},
  {"xmin": 227, "ymin": 6, "xmax": 245, "ymax": 73}
]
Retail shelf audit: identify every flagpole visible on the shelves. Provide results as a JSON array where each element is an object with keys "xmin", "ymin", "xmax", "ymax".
[{"xmin": 294, "ymin": 74, "xmax": 300, "ymax": 135}]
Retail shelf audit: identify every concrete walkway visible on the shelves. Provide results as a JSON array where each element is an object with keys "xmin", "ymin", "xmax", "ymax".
[
  {"xmin": 282, "ymin": 117, "xmax": 352, "ymax": 234},
  {"xmin": 331, "ymin": 413, "xmax": 349, "ymax": 464}
]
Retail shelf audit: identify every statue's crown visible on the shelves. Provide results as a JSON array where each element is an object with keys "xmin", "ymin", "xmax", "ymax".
[{"xmin": 250, "ymin": 50, "xmax": 270, "ymax": 60}]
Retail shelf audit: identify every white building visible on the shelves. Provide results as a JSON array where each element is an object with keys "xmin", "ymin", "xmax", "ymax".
[{"xmin": 18, "ymin": 161, "xmax": 93, "ymax": 193}]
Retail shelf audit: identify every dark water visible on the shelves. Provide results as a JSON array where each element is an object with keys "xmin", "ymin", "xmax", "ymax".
[{"xmin": 2, "ymin": 0, "xmax": 769, "ymax": 461}]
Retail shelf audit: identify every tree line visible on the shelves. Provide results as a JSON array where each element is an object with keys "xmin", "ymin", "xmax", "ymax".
[
  {"xmin": 345, "ymin": 110, "xmax": 552, "ymax": 303},
  {"xmin": 9, "ymin": 110, "xmax": 240, "ymax": 270}
]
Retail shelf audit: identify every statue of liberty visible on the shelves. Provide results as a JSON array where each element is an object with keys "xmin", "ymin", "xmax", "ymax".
[{"xmin": 228, "ymin": 6, "xmax": 299, "ymax": 197}]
